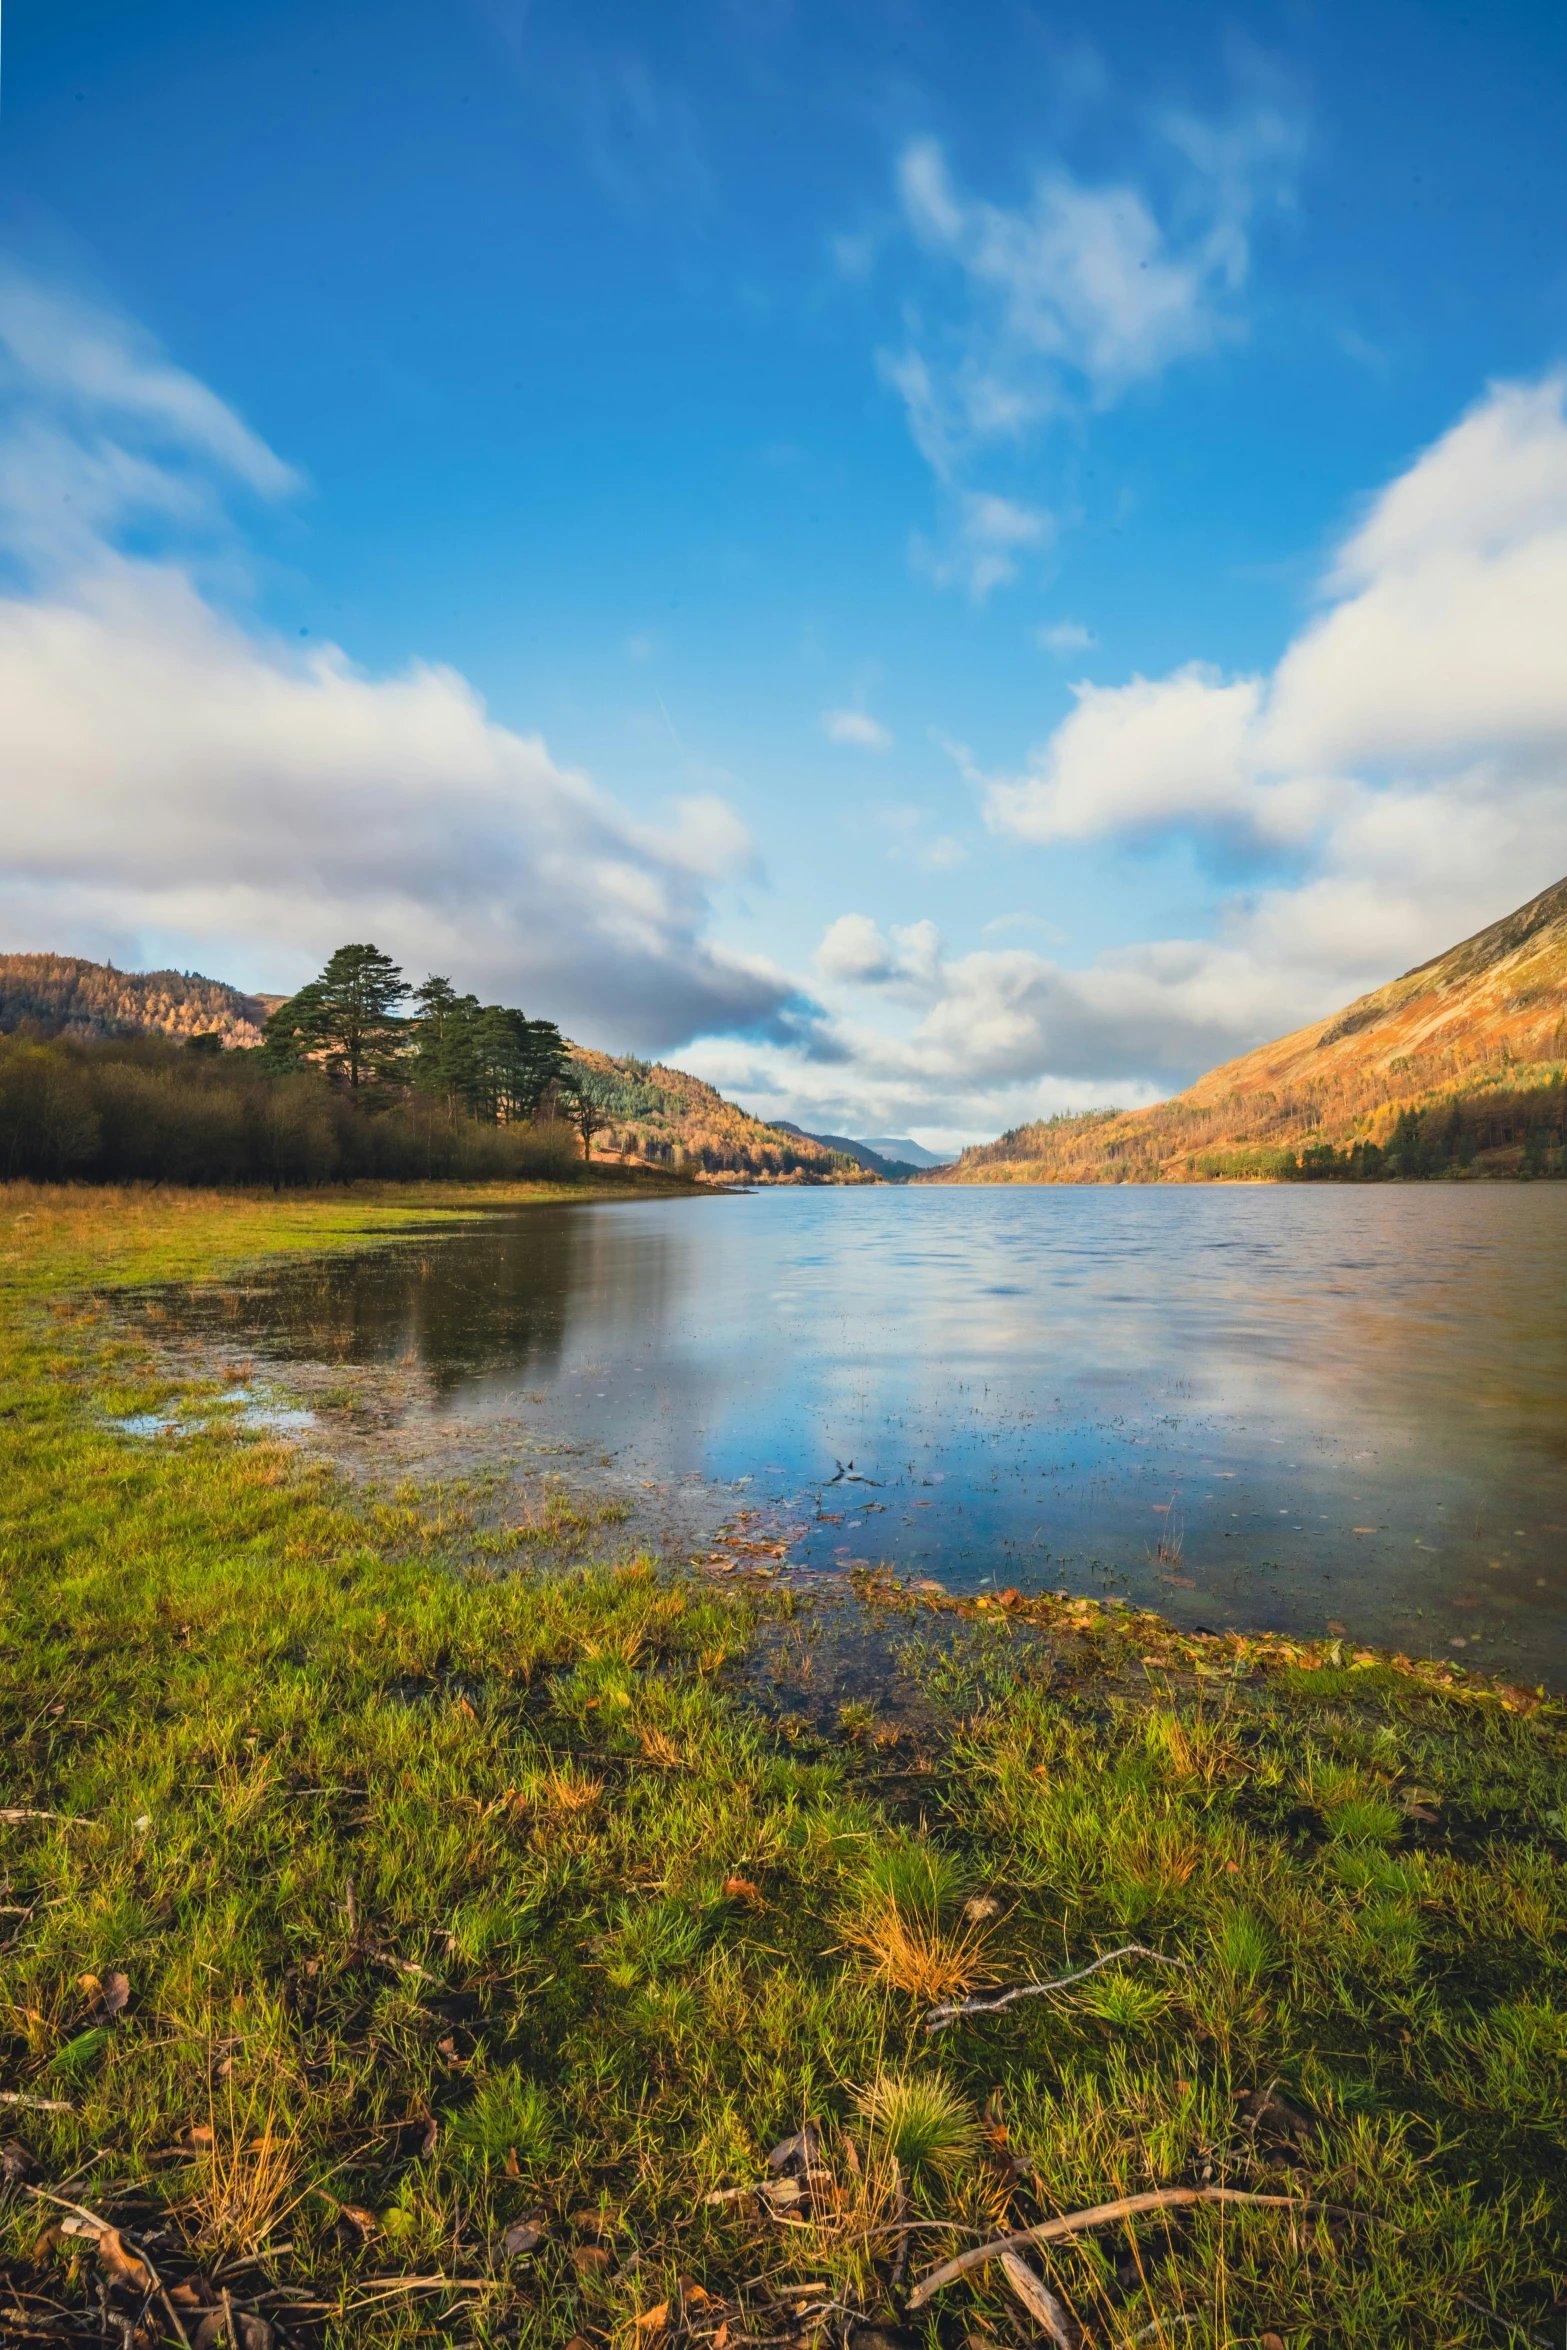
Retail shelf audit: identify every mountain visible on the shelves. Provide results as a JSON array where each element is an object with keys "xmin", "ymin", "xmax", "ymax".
[
  {"xmin": 0, "ymin": 953, "xmax": 281, "ymax": 1047},
  {"xmin": 859, "ymin": 1134, "xmax": 953, "ymax": 1169},
  {"xmin": 769, "ymin": 1122, "xmax": 918, "ymax": 1180},
  {"xmin": 567, "ymin": 1051, "xmax": 873, "ymax": 1184},
  {"xmin": 922, "ymin": 874, "xmax": 1567, "ymax": 1186}
]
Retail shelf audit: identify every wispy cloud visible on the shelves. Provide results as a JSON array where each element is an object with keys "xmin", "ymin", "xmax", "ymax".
[
  {"xmin": 0, "ymin": 264, "xmax": 300, "ymax": 501},
  {"xmin": 822, "ymin": 705, "xmax": 894, "ymax": 751},
  {"xmin": 1037, "ymin": 618, "xmax": 1096, "ymax": 653},
  {"xmin": 869, "ymin": 85, "xmax": 1305, "ymax": 596}
]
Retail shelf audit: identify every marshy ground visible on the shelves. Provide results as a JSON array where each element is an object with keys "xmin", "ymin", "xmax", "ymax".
[{"xmin": 0, "ymin": 1184, "xmax": 1563, "ymax": 2349}]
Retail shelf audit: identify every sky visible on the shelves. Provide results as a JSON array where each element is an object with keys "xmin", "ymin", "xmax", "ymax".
[{"xmin": 3, "ymin": 0, "xmax": 1567, "ymax": 1147}]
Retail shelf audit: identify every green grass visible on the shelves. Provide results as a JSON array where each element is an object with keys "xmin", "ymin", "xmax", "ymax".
[{"xmin": 0, "ymin": 1184, "xmax": 1564, "ymax": 2347}]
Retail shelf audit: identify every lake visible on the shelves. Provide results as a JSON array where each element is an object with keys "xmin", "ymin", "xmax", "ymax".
[{"xmin": 161, "ymin": 1183, "xmax": 1567, "ymax": 1681}]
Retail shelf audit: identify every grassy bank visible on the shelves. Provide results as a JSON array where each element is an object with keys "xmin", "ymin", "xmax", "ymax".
[{"xmin": 1, "ymin": 1185, "xmax": 1564, "ymax": 2348}]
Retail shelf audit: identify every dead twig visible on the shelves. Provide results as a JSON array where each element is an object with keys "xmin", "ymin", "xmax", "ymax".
[
  {"xmin": 1453, "ymin": 2289, "xmax": 1553, "ymax": 2348},
  {"xmin": 925, "ymin": 1945, "xmax": 1185, "ymax": 2031},
  {"xmin": 0, "ymin": 2092, "xmax": 75, "ymax": 2114},
  {"xmin": 0, "ymin": 1809, "xmax": 91, "ymax": 1826},
  {"xmin": 998, "ymin": 2250, "xmax": 1077, "ymax": 2349},
  {"xmin": 906, "ymin": 2187, "xmax": 1393, "ymax": 2309}
]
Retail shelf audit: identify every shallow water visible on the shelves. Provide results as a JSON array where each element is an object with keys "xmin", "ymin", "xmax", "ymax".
[{"xmin": 159, "ymin": 1185, "xmax": 1567, "ymax": 1679}]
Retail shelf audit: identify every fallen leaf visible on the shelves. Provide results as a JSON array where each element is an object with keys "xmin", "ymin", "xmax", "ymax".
[
  {"xmin": 170, "ymin": 2278, "xmax": 222, "ymax": 2312},
  {"xmin": 1325, "ymin": 1621, "xmax": 1347, "ymax": 1637},
  {"xmin": 571, "ymin": 2242, "xmax": 613, "ymax": 2274},
  {"xmin": 339, "ymin": 2203, "xmax": 379, "ymax": 2238},
  {"xmin": 503, "ymin": 2146, "xmax": 521, "ymax": 2180},
  {"xmin": 1, "ymin": 2140, "xmax": 37, "ymax": 2181},
  {"xmin": 503, "ymin": 2218, "xmax": 545, "ymax": 2257},
  {"xmin": 91, "ymin": 2227, "xmax": 152, "ymax": 2292},
  {"xmin": 418, "ymin": 2115, "xmax": 439, "ymax": 2156},
  {"xmin": 180, "ymin": 2123, "xmax": 216, "ymax": 2154},
  {"xmin": 1261, "ymin": 2336, "xmax": 1286, "ymax": 2350},
  {"xmin": 1238, "ymin": 2087, "xmax": 1313, "ymax": 2149},
  {"xmin": 634, "ymin": 2303, "xmax": 670, "ymax": 2336},
  {"xmin": 194, "ymin": 2312, "xmax": 274, "ymax": 2350},
  {"xmin": 766, "ymin": 2122, "xmax": 822, "ymax": 2173},
  {"xmin": 714, "ymin": 2327, "xmax": 730, "ymax": 2350},
  {"xmin": 722, "ymin": 1876, "xmax": 760, "ymax": 1901}
]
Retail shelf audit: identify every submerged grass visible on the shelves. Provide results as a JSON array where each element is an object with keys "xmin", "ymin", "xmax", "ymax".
[{"xmin": 0, "ymin": 1183, "xmax": 1564, "ymax": 2347}]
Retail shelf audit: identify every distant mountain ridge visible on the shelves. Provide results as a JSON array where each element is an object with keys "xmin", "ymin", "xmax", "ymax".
[
  {"xmin": 769, "ymin": 1122, "xmax": 920, "ymax": 1180},
  {"xmin": 922, "ymin": 873, "xmax": 1567, "ymax": 1185},
  {"xmin": 859, "ymin": 1134, "xmax": 953, "ymax": 1169},
  {"xmin": 0, "ymin": 953, "xmax": 281, "ymax": 1047}
]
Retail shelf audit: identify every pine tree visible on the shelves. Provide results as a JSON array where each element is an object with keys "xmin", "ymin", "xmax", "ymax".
[{"xmin": 263, "ymin": 946, "xmax": 407, "ymax": 1089}]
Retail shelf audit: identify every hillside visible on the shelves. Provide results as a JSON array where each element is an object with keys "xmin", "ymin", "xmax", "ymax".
[
  {"xmin": 925, "ymin": 873, "xmax": 1567, "ymax": 1185},
  {"xmin": 566, "ymin": 1048, "xmax": 872, "ymax": 1184},
  {"xmin": 0, "ymin": 953, "xmax": 280, "ymax": 1047}
]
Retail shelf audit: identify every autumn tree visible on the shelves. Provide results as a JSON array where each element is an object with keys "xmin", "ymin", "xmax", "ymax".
[{"xmin": 561, "ymin": 1075, "xmax": 608, "ymax": 1161}]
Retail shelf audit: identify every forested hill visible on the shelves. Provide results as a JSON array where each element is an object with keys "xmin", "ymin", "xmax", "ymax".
[
  {"xmin": 923, "ymin": 872, "xmax": 1567, "ymax": 1186},
  {"xmin": 568, "ymin": 1047, "xmax": 867, "ymax": 1183},
  {"xmin": 0, "ymin": 953, "xmax": 280, "ymax": 1047}
]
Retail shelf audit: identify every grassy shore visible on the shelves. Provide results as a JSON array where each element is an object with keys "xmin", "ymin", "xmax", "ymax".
[{"xmin": 1, "ymin": 1184, "xmax": 1564, "ymax": 2349}]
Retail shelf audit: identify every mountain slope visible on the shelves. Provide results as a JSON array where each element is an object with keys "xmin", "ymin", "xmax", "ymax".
[
  {"xmin": 0, "ymin": 953, "xmax": 281, "ymax": 1047},
  {"xmin": 924, "ymin": 874, "xmax": 1567, "ymax": 1185},
  {"xmin": 566, "ymin": 1049, "xmax": 872, "ymax": 1183}
]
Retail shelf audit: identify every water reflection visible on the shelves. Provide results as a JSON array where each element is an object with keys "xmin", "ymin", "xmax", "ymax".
[{"xmin": 162, "ymin": 1185, "xmax": 1567, "ymax": 1680}]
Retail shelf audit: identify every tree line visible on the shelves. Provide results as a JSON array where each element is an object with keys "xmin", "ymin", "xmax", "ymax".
[{"xmin": 0, "ymin": 943, "xmax": 608, "ymax": 1186}]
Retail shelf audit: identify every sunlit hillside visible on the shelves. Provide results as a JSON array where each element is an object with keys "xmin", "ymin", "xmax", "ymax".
[
  {"xmin": 568, "ymin": 1046, "xmax": 869, "ymax": 1183},
  {"xmin": 0, "ymin": 953, "xmax": 280, "ymax": 1047},
  {"xmin": 924, "ymin": 874, "xmax": 1567, "ymax": 1185}
]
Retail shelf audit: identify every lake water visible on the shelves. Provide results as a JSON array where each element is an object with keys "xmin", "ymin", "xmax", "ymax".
[{"xmin": 162, "ymin": 1184, "xmax": 1567, "ymax": 1682}]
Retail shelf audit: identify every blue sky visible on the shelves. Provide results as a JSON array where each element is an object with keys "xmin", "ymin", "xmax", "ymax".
[{"xmin": 4, "ymin": 0, "xmax": 1567, "ymax": 1143}]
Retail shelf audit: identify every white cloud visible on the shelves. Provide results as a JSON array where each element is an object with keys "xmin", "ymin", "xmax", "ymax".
[
  {"xmin": 0, "ymin": 266, "xmax": 791, "ymax": 1053},
  {"xmin": 822, "ymin": 706, "xmax": 894, "ymax": 751},
  {"xmin": 1037, "ymin": 618, "xmax": 1096, "ymax": 653},
  {"xmin": 692, "ymin": 376, "xmax": 1567, "ymax": 1138},
  {"xmin": 984, "ymin": 377, "xmax": 1567, "ymax": 878}
]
